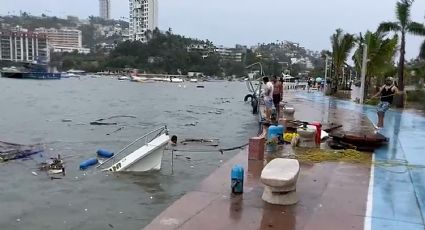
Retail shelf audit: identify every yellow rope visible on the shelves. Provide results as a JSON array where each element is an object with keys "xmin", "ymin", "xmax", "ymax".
[{"xmin": 286, "ymin": 148, "xmax": 425, "ymax": 173}]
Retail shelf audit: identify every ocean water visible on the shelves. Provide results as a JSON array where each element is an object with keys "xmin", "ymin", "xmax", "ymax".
[{"xmin": 0, "ymin": 77, "xmax": 258, "ymax": 230}]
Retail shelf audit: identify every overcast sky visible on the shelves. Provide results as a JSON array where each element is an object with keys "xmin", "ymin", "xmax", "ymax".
[{"xmin": 2, "ymin": 0, "xmax": 425, "ymax": 59}]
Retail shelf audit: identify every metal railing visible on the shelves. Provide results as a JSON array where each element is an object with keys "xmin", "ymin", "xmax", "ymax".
[{"xmin": 96, "ymin": 125, "xmax": 168, "ymax": 169}]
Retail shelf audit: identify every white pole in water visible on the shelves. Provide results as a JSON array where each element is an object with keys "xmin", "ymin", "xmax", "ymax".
[
  {"xmin": 360, "ymin": 44, "xmax": 368, "ymax": 104},
  {"xmin": 324, "ymin": 55, "xmax": 329, "ymax": 93}
]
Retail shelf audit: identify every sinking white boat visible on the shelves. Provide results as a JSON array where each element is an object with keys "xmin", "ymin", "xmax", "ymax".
[{"xmin": 97, "ymin": 126, "xmax": 170, "ymax": 172}]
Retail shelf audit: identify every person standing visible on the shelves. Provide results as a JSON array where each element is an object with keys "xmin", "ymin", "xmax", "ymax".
[
  {"xmin": 272, "ymin": 75, "xmax": 283, "ymax": 115},
  {"xmin": 372, "ymin": 77, "xmax": 400, "ymax": 128},
  {"xmin": 262, "ymin": 76, "xmax": 274, "ymax": 122}
]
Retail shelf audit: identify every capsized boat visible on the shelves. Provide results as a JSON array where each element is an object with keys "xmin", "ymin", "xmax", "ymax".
[
  {"xmin": 96, "ymin": 126, "xmax": 170, "ymax": 172},
  {"xmin": 328, "ymin": 131, "xmax": 388, "ymax": 151}
]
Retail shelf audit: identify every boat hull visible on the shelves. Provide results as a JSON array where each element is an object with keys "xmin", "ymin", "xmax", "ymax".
[
  {"xmin": 107, "ymin": 134, "xmax": 170, "ymax": 172},
  {"xmin": 1, "ymin": 71, "xmax": 61, "ymax": 80}
]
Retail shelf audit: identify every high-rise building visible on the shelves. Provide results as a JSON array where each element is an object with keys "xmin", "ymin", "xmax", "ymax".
[
  {"xmin": 0, "ymin": 30, "xmax": 49, "ymax": 63},
  {"xmin": 99, "ymin": 0, "xmax": 111, "ymax": 20},
  {"xmin": 34, "ymin": 28, "xmax": 90, "ymax": 54},
  {"xmin": 129, "ymin": 0, "xmax": 158, "ymax": 42}
]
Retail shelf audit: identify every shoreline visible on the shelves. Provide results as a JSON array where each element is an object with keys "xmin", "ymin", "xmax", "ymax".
[{"xmin": 143, "ymin": 92, "xmax": 376, "ymax": 230}]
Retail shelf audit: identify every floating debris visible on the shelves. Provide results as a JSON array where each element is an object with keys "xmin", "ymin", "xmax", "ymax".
[
  {"xmin": 90, "ymin": 115, "xmax": 137, "ymax": 126},
  {"xmin": 106, "ymin": 127, "xmax": 125, "ymax": 136},
  {"xmin": 61, "ymin": 119, "xmax": 72, "ymax": 122},
  {"xmin": 39, "ymin": 154, "xmax": 65, "ymax": 176},
  {"xmin": 90, "ymin": 121, "xmax": 117, "ymax": 126},
  {"xmin": 184, "ymin": 122, "xmax": 198, "ymax": 127},
  {"xmin": 0, "ymin": 141, "xmax": 44, "ymax": 162}
]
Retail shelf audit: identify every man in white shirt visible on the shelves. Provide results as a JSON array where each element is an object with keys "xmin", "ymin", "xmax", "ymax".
[{"xmin": 263, "ymin": 76, "xmax": 274, "ymax": 121}]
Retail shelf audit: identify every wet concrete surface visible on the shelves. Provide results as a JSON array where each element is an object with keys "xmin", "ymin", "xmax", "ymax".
[{"xmin": 143, "ymin": 92, "xmax": 374, "ymax": 230}]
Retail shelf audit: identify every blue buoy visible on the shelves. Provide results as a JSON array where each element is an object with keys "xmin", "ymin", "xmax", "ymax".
[
  {"xmin": 268, "ymin": 125, "xmax": 280, "ymax": 139},
  {"xmin": 276, "ymin": 125, "xmax": 285, "ymax": 136},
  {"xmin": 231, "ymin": 165, "xmax": 244, "ymax": 194},
  {"xmin": 79, "ymin": 158, "xmax": 98, "ymax": 170},
  {"xmin": 97, "ymin": 149, "xmax": 114, "ymax": 158}
]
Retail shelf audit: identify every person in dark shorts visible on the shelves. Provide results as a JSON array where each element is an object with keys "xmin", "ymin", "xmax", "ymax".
[
  {"xmin": 372, "ymin": 77, "xmax": 400, "ymax": 128},
  {"xmin": 272, "ymin": 75, "xmax": 283, "ymax": 113}
]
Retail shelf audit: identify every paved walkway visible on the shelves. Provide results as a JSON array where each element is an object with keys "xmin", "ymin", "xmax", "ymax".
[{"xmin": 143, "ymin": 92, "xmax": 425, "ymax": 230}]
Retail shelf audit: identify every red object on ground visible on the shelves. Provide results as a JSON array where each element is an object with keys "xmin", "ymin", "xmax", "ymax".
[
  {"xmin": 248, "ymin": 137, "xmax": 265, "ymax": 160},
  {"xmin": 310, "ymin": 121, "xmax": 322, "ymax": 145}
]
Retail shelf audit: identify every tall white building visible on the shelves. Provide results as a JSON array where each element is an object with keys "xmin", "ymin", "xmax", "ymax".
[
  {"xmin": 99, "ymin": 0, "xmax": 111, "ymax": 20},
  {"xmin": 129, "ymin": 0, "xmax": 158, "ymax": 42}
]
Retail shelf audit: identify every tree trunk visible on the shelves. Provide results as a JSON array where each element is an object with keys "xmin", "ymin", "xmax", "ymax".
[{"xmin": 395, "ymin": 32, "xmax": 406, "ymax": 108}]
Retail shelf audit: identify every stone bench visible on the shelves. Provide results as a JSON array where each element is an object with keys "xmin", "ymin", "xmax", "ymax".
[{"xmin": 260, "ymin": 158, "xmax": 300, "ymax": 205}]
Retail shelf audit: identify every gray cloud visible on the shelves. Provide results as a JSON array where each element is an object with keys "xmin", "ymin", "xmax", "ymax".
[{"xmin": 2, "ymin": 0, "xmax": 425, "ymax": 59}]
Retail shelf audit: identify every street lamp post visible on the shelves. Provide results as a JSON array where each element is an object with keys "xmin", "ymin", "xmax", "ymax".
[
  {"xmin": 245, "ymin": 62, "xmax": 264, "ymax": 77},
  {"xmin": 324, "ymin": 55, "xmax": 329, "ymax": 93},
  {"xmin": 359, "ymin": 44, "xmax": 368, "ymax": 104}
]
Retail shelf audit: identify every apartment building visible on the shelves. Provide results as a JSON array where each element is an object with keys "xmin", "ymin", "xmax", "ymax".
[
  {"xmin": 129, "ymin": 0, "xmax": 158, "ymax": 42},
  {"xmin": 0, "ymin": 30, "xmax": 49, "ymax": 63}
]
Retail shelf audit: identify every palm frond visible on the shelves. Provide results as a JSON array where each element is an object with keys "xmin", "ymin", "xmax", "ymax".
[
  {"xmin": 396, "ymin": 0, "xmax": 411, "ymax": 27},
  {"xmin": 407, "ymin": 22, "xmax": 425, "ymax": 36},
  {"xmin": 378, "ymin": 22, "xmax": 401, "ymax": 32}
]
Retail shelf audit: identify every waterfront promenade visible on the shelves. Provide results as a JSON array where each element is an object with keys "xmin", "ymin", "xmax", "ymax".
[{"xmin": 143, "ymin": 91, "xmax": 425, "ymax": 230}]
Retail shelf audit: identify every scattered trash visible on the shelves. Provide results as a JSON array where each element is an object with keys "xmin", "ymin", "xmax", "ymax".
[
  {"xmin": 31, "ymin": 171, "xmax": 38, "ymax": 176},
  {"xmin": 61, "ymin": 119, "xmax": 72, "ymax": 122},
  {"xmin": 50, "ymin": 177, "xmax": 62, "ymax": 180},
  {"xmin": 190, "ymin": 166, "xmax": 194, "ymax": 168},
  {"xmin": 185, "ymin": 157, "xmax": 191, "ymax": 160},
  {"xmin": 16, "ymin": 218, "xmax": 21, "ymax": 222},
  {"xmin": 150, "ymin": 196, "xmax": 153, "ymax": 199},
  {"xmin": 106, "ymin": 127, "xmax": 125, "ymax": 136},
  {"xmin": 0, "ymin": 141, "xmax": 44, "ymax": 162},
  {"xmin": 184, "ymin": 122, "xmax": 199, "ymax": 127},
  {"xmin": 84, "ymin": 208, "xmax": 88, "ymax": 212},
  {"xmin": 90, "ymin": 121, "xmax": 117, "ymax": 126},
  {"xmin": 39, "ymin": 154, "xmax": 65, "ymax": 176},
  {"xmin": 90, "ymin": 115, "xmax": 136, "ymax": 126},
  {"xmin": 108, "ymin": 223, "xmax": 114, "ymax": 228}
]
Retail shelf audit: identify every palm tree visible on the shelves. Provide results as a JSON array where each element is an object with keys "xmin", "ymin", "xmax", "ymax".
[
  {"xmin": 352, "ymin": 31, "xmax": 399, "ymax": 98},
  {"xmin": 420, "ymin": 41, "xmax": 425, "ymax": 60},
  {"xmin": 378, "ymin": 0, "xmax": 425, "ymax": 94},
  {"xmin": 330, "ymin": 29, "xmax": 356, "ymax": 93}
]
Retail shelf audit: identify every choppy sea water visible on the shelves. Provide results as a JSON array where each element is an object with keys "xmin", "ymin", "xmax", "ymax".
[{"xmin": 0, "ymin": 77, "xmax": 258, "ymax": 230}]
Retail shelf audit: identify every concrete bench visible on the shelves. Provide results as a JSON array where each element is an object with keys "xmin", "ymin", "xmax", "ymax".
[{"xmin": 260, "ymin": 158, "xmax": 300, "ymax": 205}]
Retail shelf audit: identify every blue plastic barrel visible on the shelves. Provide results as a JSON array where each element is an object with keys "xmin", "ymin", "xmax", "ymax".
[
  {"xmin": 276, "ymin": 125, "xmax": 285, "ymax": 136},
  {"xmin": 268, "ymin": 125, "xmax": 280, "ymax": 139},
  {"xmin": 79, "ymin": 158, "xmax": 98, "ymax": 170},
  {"xmin": 231, "ymin": 165, "xmax": 244, "ymax": 194},
  {"xmin": 97, "ymin": 149, "xmax": 114, "ymax": 158}
]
